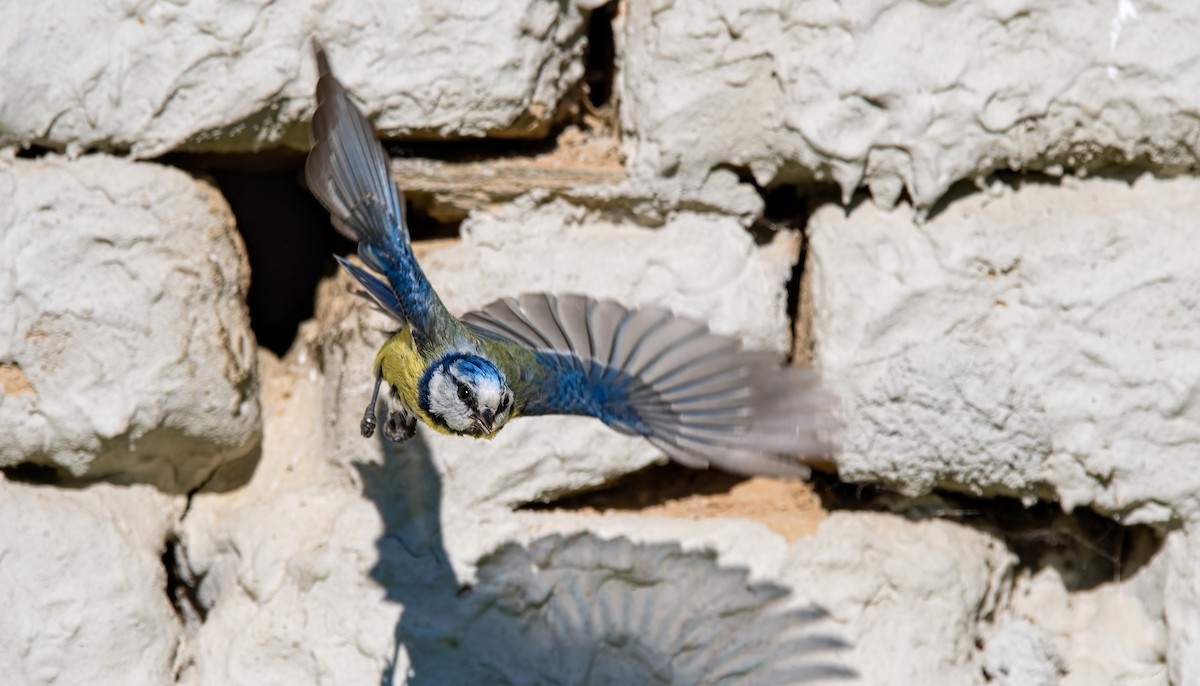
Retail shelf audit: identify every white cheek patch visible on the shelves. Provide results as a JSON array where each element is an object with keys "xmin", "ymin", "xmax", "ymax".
[{"xmin": 426, "ymin": 369, "xmax": 474, "ymax": 432}]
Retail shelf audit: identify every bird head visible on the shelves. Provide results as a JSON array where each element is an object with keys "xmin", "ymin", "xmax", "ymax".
[{"xmin": 421, "ymin": 353, "xmax": 514, "ymax": 437}]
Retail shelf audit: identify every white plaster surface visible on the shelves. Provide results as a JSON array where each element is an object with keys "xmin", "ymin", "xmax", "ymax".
[
  {"xmin": 0, "ymin": 475, "xmax": 185, "ymax": 686},
  {"xmin": 177, "ymin": 353, "xmax": 404, "ymax": 685},
  {"xmin": 0, "ymin": 1, "xmax": 589, "ymax": 156},
  {"xmin": 787, "ymin": 512, "xmax": 1014, "ymax": 685},
  {"xmin": 1005, "ymin": 561, "xmax": 1168, "ymax": 685},
  {"xmin": 620, "ymin": 0, "xmax": 1200, "ymax": 210},
  {"xmin": 0, "ymin": 154, "xmax": 260, "ymax": 491},
  {"xmin": 809, "ymin": 175, "xmax": 1200, "ymax": 523},
  {"xmin": 434, "ymin": 195, "xmax": 798, "ymax": 353},
  {"xmin": 1165, "ymin": 525, "xmax": 1200, "ymax": 686},
  {"xmin": 983, "ymin": 619, "xmax": 1064, "ymax": 686}
]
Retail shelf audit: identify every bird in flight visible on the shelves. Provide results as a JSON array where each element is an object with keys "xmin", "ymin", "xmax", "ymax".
[{"xmin": 304, "ymin": 43, "xmax": 836, "ymax": 477}]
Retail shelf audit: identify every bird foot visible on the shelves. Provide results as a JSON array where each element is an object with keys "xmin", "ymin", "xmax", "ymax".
[
  {"xmin": 361, "ymin": 412, "xmax": 378, "ymax": 438},
  {"xmin": 383, "ymin": 411, "xmax": 417, "ymax": 443}
]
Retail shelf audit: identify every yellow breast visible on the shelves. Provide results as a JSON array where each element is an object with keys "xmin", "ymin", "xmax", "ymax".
[{"xmin": 374, "ymin": 328, "xmax": 456, "ymax": 435}]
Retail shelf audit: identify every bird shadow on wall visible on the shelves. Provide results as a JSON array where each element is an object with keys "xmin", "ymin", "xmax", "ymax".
[{"xmin": 355, "ymin": 437, "xmax": 857, "ymax": 685}]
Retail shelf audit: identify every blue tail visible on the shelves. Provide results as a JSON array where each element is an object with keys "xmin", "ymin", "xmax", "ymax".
[{"xmin": 305, "ymin": 42, "xmax": 446, "ymax": 343}]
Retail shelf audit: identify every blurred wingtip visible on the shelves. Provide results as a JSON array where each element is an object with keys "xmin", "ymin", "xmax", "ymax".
[{"xmin": 310, "ymin": 37, "xmax": 328, "ymax": 70}]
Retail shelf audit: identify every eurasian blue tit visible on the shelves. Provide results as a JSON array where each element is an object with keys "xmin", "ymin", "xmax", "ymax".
[{"xmin": 304, "ymin": 44, "xmax": 836, "ymax": 477}]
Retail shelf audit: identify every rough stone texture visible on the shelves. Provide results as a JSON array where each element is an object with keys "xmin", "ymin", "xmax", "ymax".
[
  {"xmin": 435, "ymin": 195, "xmax": 797, "ymax": 351},
  {"xmin": 0, "ymin": 475, "xmax": 185, "ymax": 685},
  {"xmin": 808, "ymin": 175, "xmax": 1200, "ymax": 523},
  {"xmin": 8, "ymin": 1, "xmax": 1200, "ymax": 682},
  {"xmin": 0, "ymin": 1, "xmax": 589, "ymax": 156},
  {"xmin": 786, "ymin": 513, "xmax": 1015, "ymax": 685},
  {"xmin": 177, "ymin": 353, "xmax": 403, "ymax": 685},
  {"xmin": 395, "ymin": 127, "xmax": 625, "ymax": 223},
  {"xmin": 1165, "ymin": 525, "xmax": 1200, "ymax": 686},
  {"xmin": 619, "ymin": 0, "xmax": 1200, "ymax": 210},
  {"xmin": 983, "ymin": 620, "xmax": 1064, "ymax": 686},
  {"xmin": 1005, "ymin": 559, "xmax": 1168, "ymax": 685},
  {"xmin": 0, "ymin": 154, "xmax": 259, "ymax": 492}
]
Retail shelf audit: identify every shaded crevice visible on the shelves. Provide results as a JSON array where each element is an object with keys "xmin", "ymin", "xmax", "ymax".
[
  {"xmin": 161, "ymin": 534, "xmax": 207, "ymax": 628},
  {"xmin": 385, "ymin": 133, "xmax": 562, "ymax": 163},
  {"xmin": 520, "ymin": 462, "xmax": 749, "ymax": 513},
  {"xmin": 519, "ymin": 462, "xmax": 830, "ymax": 542},
  {"xmin": 583, "ymin": 1, "xmax": 618, "ymax": 113},
  {"xmin": 743, "ymin": 179, "xmax": 842, "ymax": 364},
  {"xmin": 524, "ymin": 464, "xmax": 1164, "ymax": 594},
  {"xmin": 0, "ymin": 462, "xmax": 63, "ymax": 485},
  {"xmin": 162, "ymin": 466, "xmax": 225, "ymax": 636},
  {"xmin": 172, "ymin": 153, "xmax": 351, "ymax": 357},
  {"xmin": 15, "ymin": 144, "xmax": 54, "ymax": 159},
  {"xmin": 167, "ymin": 153, "xmax": 461, "ymax": 357},
  {"xmin": 756, "ymin": 184, "xmax": 816, "ymax": 366},
  {"xmin": 811, "ymin": 477, "xmax": 1165, "ymax": 592}
]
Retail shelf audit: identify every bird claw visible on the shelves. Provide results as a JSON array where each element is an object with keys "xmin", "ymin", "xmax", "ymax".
[
  {"xmin": 360, "ymin": 412, "xmax": 377, "ymax": 438},
  {"xmin": 383, "ymin": 411, "xmax": 416, "ymax": 443}
]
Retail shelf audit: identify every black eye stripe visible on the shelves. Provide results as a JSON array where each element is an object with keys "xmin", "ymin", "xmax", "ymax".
[{"xmin": 455, "ymin": 381, "xmax": 477, "ymax": 410}]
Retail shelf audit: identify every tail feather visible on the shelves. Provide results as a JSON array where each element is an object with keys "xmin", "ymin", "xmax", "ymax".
[
  {"xmin": 305, "ymin": 42, "xmax": 409, "ymax": 256},
  {"xmin": 334, "ymin": 255, "xmax": 407, "ymax": 323},
  {"xmin": 305, "ymin": 40, "xmax": 449, "ymax": 343}
]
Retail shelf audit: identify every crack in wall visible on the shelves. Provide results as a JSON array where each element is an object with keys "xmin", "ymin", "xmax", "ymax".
[
  {"xmin": 161, "ymin": 533, "xmax": 207, "ymax": 629},
  {"xmin": 583, "ymin": 1, "xmax": 618, "ymax": 116},
  {"xmin": 523, "ymin": 463, "xmax": 1164, "ymax": 595},
  {"xmin": 813, "ymin": 477, "xmax": 1165, "ymax": 592},
  {"xmin": 14, "ymin": 144, "xmax": 54, "ymax": 159}
]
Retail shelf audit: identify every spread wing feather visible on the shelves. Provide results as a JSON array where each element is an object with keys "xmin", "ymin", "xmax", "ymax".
[{"xmin": 464, "ymin": 293, "xmax": 836, "ymax": 477}]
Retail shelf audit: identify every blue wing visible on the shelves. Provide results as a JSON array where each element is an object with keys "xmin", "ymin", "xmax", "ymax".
[
  {"xmin": 463, "ymin": 294, "xmax": 837, "ymax": 477},
  {"xmin": 334, "ymin": 255, "xmax": 407, "ymax": 323},
  {"xmin": 304, "ymin": 42, "xmax": 448, "ymax": 344}
]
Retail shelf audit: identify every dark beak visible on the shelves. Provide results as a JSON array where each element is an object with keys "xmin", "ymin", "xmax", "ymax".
[{"xmin": 474, "ymin": 409, "xmax": 495, "ymax": 434}]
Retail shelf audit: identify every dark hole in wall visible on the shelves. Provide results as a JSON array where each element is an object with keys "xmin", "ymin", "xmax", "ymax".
[
  {"xmin": 740, "ymin": 178, "xmax": 842, "ymax": 363},
  {"xmin": 813, "ymin": 477, "xmax": 1165, "ymax": 593},
  {"xmin": 0, "ymin": 462, "xmax": 62, "ymax": 485},
  {"xmin": 15, "ymin": 145, "xmax": 54, "ymax": 159},
  {"xmin": 584, "ymin": 1, "xmax": 618, "ymax": 110},
  {"xmin": 207, "ymin": 160, "xmax": 353, "ymax": 356},
  {"xmin": 170, "ymin": 153, "xmax": 461, "ymax": 356}
]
